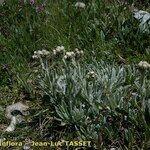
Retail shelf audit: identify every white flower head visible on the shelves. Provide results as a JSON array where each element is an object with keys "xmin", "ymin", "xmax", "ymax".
[
  {"xmin": 53, "ymin": 46, "xmax": 65, "ymax": 56},
  {"xmin": 80, "ymin": 50, "xmax": 84, "ymax": 54},
  {"xmin": 75, "ymin": 2, "xmax": 86, "ymax": 8},
  {"xmin": 81, "ymin": 104, "xmax": 85, "ymax": 108},
  {"xmin": 86, "ymin": 71, "xmax": 97, "ymax": 80},
  {"xmin": 34, "ymin": 51, "xmax": 37, "ymax": 55},
  {"xmin": 88, "ymin": 71, "xmax": 95, "ymax": 75},
  {"xmin": 66, "ymin": 52, "xmax": 71, "ymax": 56},
  {"xmin": 59, "ymin": 46, "xmax": 65, "ymax": 51},
  {"xmin": 63, "ymin": 51, "xmax": 75, "ymax": 60},
  {"xmin": 64, "ymin": 55, "xmax": 67, "ymax": 59},
  {"xmin": 56, "ymin": 46, "xmax": 65, "ymax": 52},
  {"xmin": 56, "ymin": 46, "xmax": 61, "ymax": 52},
  {"xmin": 66, "ymin": 51, "xmax": 75, "ymax": 57},
  {"xmin": 37, "ymin": 50, "xmax": 43, "ymax": 55},
  {"xmin": 53, "ymin": 49, "xmax": 56, "ymax": 55},
  {"xmin": 75, "ymin": 48, "xmax": 79, "ymax": 52},
  {"xmin": 138, "ymin": 61, "xmax": 150, "ymax": 69},
  {"xmin": 32, "ymin": 55, "xmax": 38, "ymax": 59},
  {"xmin": 74, "ymin": 48, "xmax": 84, "ymax": 58},
  {"xmin": 41, "ymin": 49, "xmax": 50, "ymax": 56},
  {"xmin": 32, "ymin": 49, "xmax": 50, "ymax": 59}
]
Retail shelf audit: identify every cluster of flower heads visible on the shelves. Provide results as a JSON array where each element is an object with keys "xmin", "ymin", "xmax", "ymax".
[
  {"xmin": 63, "ymin": 48, "xmax": 84, "ymax": 60},
  {"xmin": 32, "ymin": 49, "xmax": 50, "ymax": 59},
  {"xmin": 64, "ymin": 52, "xmax": 75, "ymax": 60},
  {"xmin": 138, "ymin": 61, "xmax": 150, "ymax": 69},
  {"xmin": 52, "ymin": 46, "xmax": 84, "ymax": 60},
  {"xmin": 32, "ymin": 46, "xmax": 84, "ymax": 61},
  {"xmin": 75, "ymin": 2, "xmax": 86, "ymax": 8},
  {"xmin": 53, "ymin": 46, "xmax": 65, "ymax": 56},
  {"xmin": 74, "ymin": 48, "xmax": 84, "ymax": 58},
  {"xmin": 86, "ymin": 71, "xmax": 97, "ymax": 80}
]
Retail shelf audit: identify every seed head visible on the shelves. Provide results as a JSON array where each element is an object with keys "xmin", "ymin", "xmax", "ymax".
[
  {"xmin": 32, "ymin": 49, "xmax": 50, "ymax": 59},
  {"xmin": 138, "ymin": 61, "xmax": 150, "ymax": 69},
  {"xmin": 53, "ymin": 46, "xmax": 65, "ymax": 56},
  {"xmin": 74, "ymin": 48, "xmax": 84, "ymax": 58},
  {"xmin": 63, "ymin": 51, "xmax": 75, "ymax": 60},
  {"xmin": 75, "ymin": 2, "xmax": 86, "ymax": 8},
  {"xmin": 86, "ymin": 71, "xmax": 97, "ymax": 80}
]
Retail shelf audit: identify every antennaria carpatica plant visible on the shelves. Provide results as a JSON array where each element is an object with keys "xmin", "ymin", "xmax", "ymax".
[{"xmin": 36, "ymin": 53, "xmax": 150, "ymax": 149}]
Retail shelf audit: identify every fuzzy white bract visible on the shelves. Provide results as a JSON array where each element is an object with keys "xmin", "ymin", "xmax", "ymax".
[
  {"xmin": 56, "ymin": 46, "xmax": 65, "ymax": 52},
  {"xmin": 63, "ymin": 48, "xmax": 84, "ymax": 60},
  {"xmin": 86, "ymin": 71, "xmax": 97, "ymax": 80},
  {"xmin": 74, "ymin": 48, "xmax": 84, "ymax": 58},
  {"xmin": 66, "ymin": 52, "xmax": 75, "ymax": 57},
  {"xmin": 138, "ymin": 61, "xmax": 150, "ymax": 69},
  {"xmin": 53, "ymin": 46, "xmax": 65, "ymax": 56},
  {"xmin": 64, "ymin": 51, "xmax": 75, "ymax": 60},
  {"xmin": 75, "ymin": 2, "xmax": 86, "ymax": 8},
  {"xmin": 32, "ymin": 49, "xmax": 50, "ymax": 59}
]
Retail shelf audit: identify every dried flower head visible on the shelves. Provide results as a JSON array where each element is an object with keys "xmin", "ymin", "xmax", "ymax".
[
  {"xmin": 32, "ymin": 49, "xmax": 50, "ymax": 59},
  {"xmin": 74, "ymin": 48, "xmax": 84, "ymax": 58},
  {"xmin": 138, "ymin": 61, "xmax": 150, "ymax": 69},
  {"xmin": 56, "ymin": 46, "xmax": 65, "ymax": 52},
  {"xmin": 86, "ymin": 71, "xmax": 97, "ymax": 80},
  {"xmin": 63, "ymin": 51, "xmax": 75, "ymax": 60},
  {"xmin": 66, "ymin": 51, "xmax": 75, "ymax": 57},
  {"xmin": 75, "ymin": 2, "xmax": 86, "ymax": 8},
  {"xmin": 32, "ymin": 55, "xmax": 38, "ymax": 59},
  {"xmin": 53, "ymin": 46, "xmax": 65, "ymax": 56}
]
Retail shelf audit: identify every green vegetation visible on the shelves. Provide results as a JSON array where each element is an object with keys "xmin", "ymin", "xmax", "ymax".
[{"xmin": 0, "ymin": 0, "xmax": 150, "ymax": 149}]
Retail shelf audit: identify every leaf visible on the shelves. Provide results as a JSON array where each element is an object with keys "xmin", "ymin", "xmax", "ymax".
[{"xmin": 144, "ymin": 104, "xmax": 150, "ymax": 125}]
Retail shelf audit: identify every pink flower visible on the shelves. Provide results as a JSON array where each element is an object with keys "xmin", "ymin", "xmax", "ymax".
[
  {"xmin": 36, "ymin": 4, "xmax": 45, "ymax": 13},
  {"xmin": 30, "ymin": 0, "xmax": 35, "ymax": 5}
]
